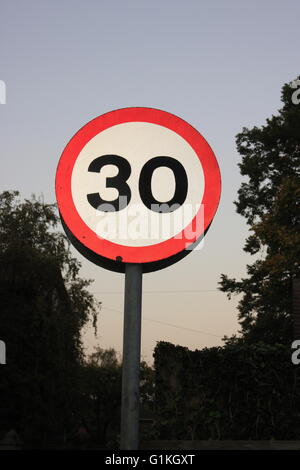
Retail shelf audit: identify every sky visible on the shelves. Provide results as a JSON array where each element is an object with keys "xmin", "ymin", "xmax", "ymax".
[{"xmin": 1, "ymin": 0, "xmax": 299, "ymax": 363}]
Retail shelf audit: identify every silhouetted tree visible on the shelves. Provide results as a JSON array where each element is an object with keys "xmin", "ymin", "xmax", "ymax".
[
  {"xmin": 81, "ymin": 347, "xmax": 122, "ymax": 447},
  {"xmin": 219, "ymin": 77, "xmax": 300, "ymax": 344},
  {"xmin": 0, "ymin": 191, "xmax": 99, "ymax": 447}
]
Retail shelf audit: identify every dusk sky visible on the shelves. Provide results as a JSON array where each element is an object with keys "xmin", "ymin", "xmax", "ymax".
[{"xmin": 1, "ymin": 0, "xmax": 299, "ymax": 363}]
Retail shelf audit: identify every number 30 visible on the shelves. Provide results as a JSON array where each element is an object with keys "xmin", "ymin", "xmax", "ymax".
[{"xmin": 87, "ymin": 155, "xmax": 188, "ymax": 213}]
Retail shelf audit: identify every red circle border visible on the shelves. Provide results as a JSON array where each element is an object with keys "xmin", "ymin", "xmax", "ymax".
[{"xmin": 55, "ymin": 107, "xmax": 221, "ymax": 264}]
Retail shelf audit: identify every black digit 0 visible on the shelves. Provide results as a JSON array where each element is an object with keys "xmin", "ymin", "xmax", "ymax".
[
  {"xmin": 139, "ymin": 156, "xmax": 188, "ymax": 213},
  {"xmin": 87, "ymin": 155, "xmax": 131, "ymax": 211}
]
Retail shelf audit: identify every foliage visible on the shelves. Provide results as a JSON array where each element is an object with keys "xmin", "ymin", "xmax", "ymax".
[
  {"xmin": 219, "ymin": 77, "xmax": 300, "ymax": 344},
  {"xmin": 140, "ymin": 360, "xmax": 155, "ymax": 407},
  {"xmin": 0, "ymin": 190, "xmax": 157, "ymax": 448},
  {"xmin": 80, "ymin": 348, "xmax": 122, "ymax": 448},
  {"xmin": 0, "ymin": 191, "xmax": 99, "ymax": 446},
  {"xmin": 79, "ymin": 348, "xmax": 155, "ymax": 448},
  {"xmin": 154, "ymin": 341, "xmax": 300, "ymax": 440}
]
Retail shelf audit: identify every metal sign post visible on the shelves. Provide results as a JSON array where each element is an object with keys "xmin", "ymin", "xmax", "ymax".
[
  {"xmin": 55, "ymin": 107, "xmax": 221, "ymax": 451},
  {"xmin": 120, "ymin": 264, "xmax": 143, "ymax": 449}
]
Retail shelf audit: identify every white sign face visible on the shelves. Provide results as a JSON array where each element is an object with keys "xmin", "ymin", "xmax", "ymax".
[
  {"xmin": 56, "ymin": 107, "xmax": 221, "ymax": 272},
  {"xmin": 71, "ymin": 122, "xmax": 205, "ymax": 247}
]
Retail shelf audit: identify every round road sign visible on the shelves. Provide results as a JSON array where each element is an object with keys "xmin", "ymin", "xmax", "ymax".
[{"xmin": 55, "ymin": 107, "xmax": 221, "ymax": 272}]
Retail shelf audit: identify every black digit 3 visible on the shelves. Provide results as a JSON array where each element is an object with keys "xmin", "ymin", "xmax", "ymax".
[{"xmin": 87, "ymin": 155, "xmax": 131, "ymax": 211}]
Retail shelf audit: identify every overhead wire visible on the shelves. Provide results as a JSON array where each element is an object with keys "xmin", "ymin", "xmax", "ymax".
[
  {"xmin": 102, "ymin": 305, "xmax": 223, "ymax": 339},
  {"xmin": 91, "ymin": 289, "xmax": 219, "ymax": 295}
]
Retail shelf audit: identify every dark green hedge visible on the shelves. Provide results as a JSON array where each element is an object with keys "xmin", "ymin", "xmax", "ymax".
[{"xmin": 153, "ymin": 341, "xmax": 300, "ymax": 440}]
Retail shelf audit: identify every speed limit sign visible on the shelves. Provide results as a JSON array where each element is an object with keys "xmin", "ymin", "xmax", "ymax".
[
  {"xmin": 55, "ymin": 106, "xmax": 221, "ymax": 449},
  {"xmin": 55, "ymin": 107, "xmax": 221, "ymax": 273}
]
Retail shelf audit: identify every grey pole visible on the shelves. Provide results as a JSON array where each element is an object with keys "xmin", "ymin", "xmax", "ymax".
[{"xmin": 120, "ymin": 263, "xmax": 143, "ymax": 450}]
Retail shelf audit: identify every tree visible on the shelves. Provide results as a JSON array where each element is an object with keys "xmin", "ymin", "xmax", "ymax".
[
  {"xmin": 0, "ymin": 191, "xmax": 99, "ymax": 447},
  {"xmin": 80, "ymin": 348, "xmax": 155, "ymax": 448},
  {"xmin": 154, "ymin": 341, "xmax": 300, "ymax": 440},
  {"xmin": 219, "ymin": 77, "xmax": 300, "ymax": 344},
  {"xmin": 81, "ymin": 347, "xmax": 122, "ymax": 447}
]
